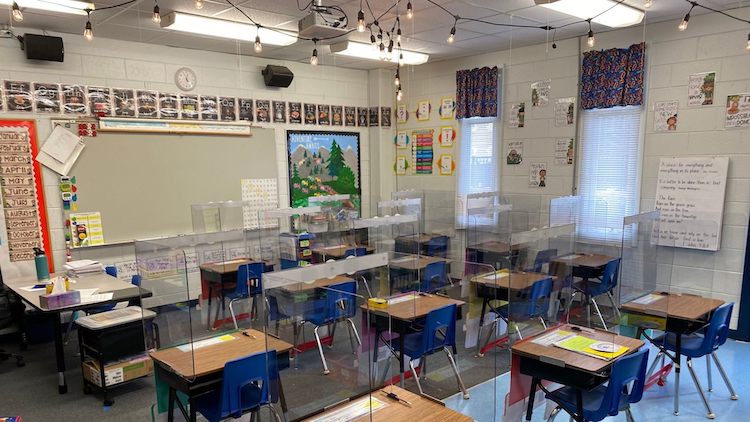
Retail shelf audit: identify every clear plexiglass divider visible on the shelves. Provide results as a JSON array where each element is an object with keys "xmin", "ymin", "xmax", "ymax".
[
  {"xmin": 368, "ymin": 199, "xmax": 422, "ymax": 255},
  {"xmin": 190, "ymin": 200, "xmax": 256, "ymax": 233},
  {"xmin": 502, "ymin": 193, "xmax": 547, "ymax": 233}
]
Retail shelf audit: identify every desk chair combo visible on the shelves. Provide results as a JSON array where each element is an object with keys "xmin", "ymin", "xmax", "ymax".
[
  {"xmin": 546, "ymin": 346, "xmax": 650, "ymax": 422},
  {"xmin": 228, "ymin": 263, "xmax": 289, "ymax": 335},
  {"xmin": 566, "ymin": 258, "xmax": 621, "ymax": 330},
  {"xmin": 296, "ymin": 281, "xmax": 361, "ymax": 375},
  {"xmin": 193, "ymin": 350, "xmax": 283, "ymax": 422},
  {"xmin": 650, "ymin": 302, "xmax": 738, "ymax": 419}
]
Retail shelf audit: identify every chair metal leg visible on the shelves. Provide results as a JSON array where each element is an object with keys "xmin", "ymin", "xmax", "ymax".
[
  {"xmin": 547, "ymin": 406, "xmax": 561, "ymax": 422},
  {"xmin": 479, "ymin": 318, "xmax": 499, "ymax": 354},
  {"xmin": 606, "ymin": 291, "xmax": 621, "ymax": 319},
  {"xmin": 419, "ymin": 355, "xmax": 427, "ymax": 380},
  {"xmin": 564, "ymin": 291, "xmax": 577, "ymax": 316},
  {"xmin": 213, "ymin": 294, "xmax": 222, "ymax": 330},
  {"xmin": 250, "ymin": 409, "xmax": 257, "ymax": 422},
  {"xmin": 409, "ymin": 359, "xmax": 424, "ymax": 396},
  {"xmin": 706, "ymin": 354, "xmax": 713, "ymax": 392},
  {"xmin": 646, "ymin": 351, "xmax": 665, "ymax": 379},
  {"xmin": 327, "ymin": 322, "xmax": 337, "ymax": 349},
  {"xmin": 344, "ymin": 320, "xmax": 359, "ymax": 355},
  {"xmin": 264, "ymin": 403, "xmax": 283, "ymax": 422},
  {"xmin": 585, "ymin": 295, "xmax": 592, "ymax": 327},
  {"xmin": 539, "ymin": 316, "xmax": 547, "ymax": 330},
  {"xmin": 380, "ymin": 356, "xmax": 392, "ymax": 386},
  {"xmin": 686, "ymin": 358, "xmax": 715, "ymax": 419},
  {"xmin": 444, "ymin": 346, "xmax": 469, "ymax": 399},
  {"xmin": 674, "ymin": 353, "xmax": 681, "ymax": 415},
  {"xmin": 229, "ymin": 298, "xmax": 240, "ymax": 330},
  {"xmin": 292, "ymin": 322, "xmax": 302, "ymax": 362},
  {"xmin": 625, "ymin": 407, "xmax": 636, "ymax": 422},
  {"xmin": 514, "ymin": 323, "xmax": 523, "ymax": 340},
  {"xmin": 590, "ymin": 297, "xmax": 608, "ymax": 330},
  {"xmin": 711, "ymin": 352, "xmax": 738, "ymax": 400},
  {"xmin": 313, "ymin": 325, "xmax": 330, "ymax": 375}
]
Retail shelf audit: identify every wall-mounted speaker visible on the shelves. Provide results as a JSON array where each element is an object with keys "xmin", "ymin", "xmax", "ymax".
[
  {"xmin": 23, "ymin": 34, "xmax": 64, "ymax": 62},
  {"xmin": 261, "ymin": 65, "xmax": 294, "ymax": 88}
]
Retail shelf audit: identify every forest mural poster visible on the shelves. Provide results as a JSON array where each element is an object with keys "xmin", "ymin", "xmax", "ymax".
[{"xmin": 287, "ymin": 131, "xmax": 361, "ymax": 211}]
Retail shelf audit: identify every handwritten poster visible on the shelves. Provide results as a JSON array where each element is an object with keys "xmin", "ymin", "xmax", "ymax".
[
  {"xmin": 508, "ymin": 102, "xmax": 525, "ymax": 128},
  {"xmin": 654, "ymin": 100, "xmax": 679, "ymax": 132},
  {"xmin": 555, "ymin": 138, "xmax": 574, "ymax": 165},
  {"xmin": 529, "ymin": 162, "xmax": 547, "ymax": 188},
  {"xmin": 412, "ymin": 129, "xmax": 434, "ymax": 174},
  {"xmin": 531, "ymin": 80, "xmax": 550, "ymax": 108},
  {"xmin": 554, "ymin": 97, "xmax": 575, "ymax": 127},
  {"xmin": 655, "ymin": 156, "xmax": 728, "ymax": 251},
  {"xmin": 506, "ymin": 140, "xmax": 523, "ymax": 165},
  {"xmin": 688, "ymin": 72, "xmax": 715, "ymax": 106},
  {"xmin": 725, "ymin": 94, "xmax": 750, "ymax": 128}
]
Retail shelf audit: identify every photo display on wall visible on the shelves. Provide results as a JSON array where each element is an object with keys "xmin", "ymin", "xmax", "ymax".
[
  {"xmin": 238, "ymin": 98, "xmax": 254, "ymax": 122},
  {"xmin": 220, "ymin": 97, "xmax": 237, "ymax": 121},
  {"xmin": 112, "ymin": 89, "xmax": 135, "ymax": 117},
  {"xmin": 289, "ymin": 102, "xmax": 302, "ymax": 124},
  {"xmin": 4, "ymin": 81, "xmax": 32, "ymax": 112},
  {"xmin": 136, "ymin": 90, "xmax": 158, "ymax": 118},
  {"xmin": 159, "ymin": 93, "xmax": 179, "ymax": 119},
  {"xmin": 180, "ymin": 94, "xmax": 200, "ymax": 120},
  {"xmin": 273, "ymin": 101, "xmax": 286, "ymax": 123},
  {"xmin": 33, "ymin": 83, "xmax": 61, "ymax": 113}
]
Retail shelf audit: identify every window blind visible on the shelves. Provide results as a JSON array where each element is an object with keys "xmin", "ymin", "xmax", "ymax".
[
  {"xmin": 455, "ymin": 117, "xmax": 499, "ymax": 226},
  {"xmin": 577, "ymin": 106, "xmax": 642, "ymax": 243}
]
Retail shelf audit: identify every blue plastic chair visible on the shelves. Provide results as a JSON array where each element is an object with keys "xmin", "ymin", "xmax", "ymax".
[
  {"xmin": 650, "ymin": 302, "xmax": 737, "ymax": 418},
  {"xmin": 530, "ymin": 248, "xmax": 557, "ymax": 273},
  {"xmin": 568, "ymin": 258, "xmax": 621, "ymax": 330},
  {"xmin": 392, "ymin": 304, "xmax": 469, "ymax": 399},
  {"xmin": 228, "ymin": 263, "xmax": 264, "ymax": 330},
  {"xmin": 193, "ymin": 350, "xmax": 282, "ymax": 422},
  {"xmin": 418, "ymin": 261, "xmax": 453, "ymax": 293},
  {"xmin": 426, "ymin": 236, "xmax": 448, "ymax": 258},
  {"xmin": 546, "ymin": 346, "xmax": 649, "ymax": 422},
  {"xmin": 343, "ymin": 247, "xmax": 368, "ymax": 258},
  {"xmin": 298, "ymin": 281, "xmax": 360, "ymax": 375}
]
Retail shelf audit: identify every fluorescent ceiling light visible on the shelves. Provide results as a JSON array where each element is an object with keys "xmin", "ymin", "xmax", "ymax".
[
  {"xmin": 536, "ymin": 0, "xmax": 644, "ymax": 28},
  {"xmin": 330, "ymin": 41, "xmax": 429, "ymax": 65},
  {"xmin": 0, "ymin": 0, "xmax": 94, "ymax": 15},
  {"xmin": 161, "ymin": 12, "xmax": 297, "ymax": 46}
]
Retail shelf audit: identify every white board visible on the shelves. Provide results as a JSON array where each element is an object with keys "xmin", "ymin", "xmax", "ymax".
[{"xmin": 655, "ymin": 156, "xmax": 729, "ymax": 251}]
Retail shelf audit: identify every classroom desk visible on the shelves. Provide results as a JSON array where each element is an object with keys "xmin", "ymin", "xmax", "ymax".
[
  {"xmin": 301, "ymin": 385, "xmax": 472, "ymax": 422},
  {"xmin": 361, "ymin": 293, "xmax": 465, "ymax": 387},
  {"xmin": 394, "ymin": 233, "xmax": 449, "ymax": 256},
  {"xmin": 466, "ymin": 240, "xmax": 526, "ymax": 269},
  {"xmin": 551, "ymin": 253, "xmax": 613, "ymax": 280},
  {"xmin": 4, "ymin": 272, "xmax": 146, "ymax": 394},
  {"xmin": 199, "ymin": 258, "xmax": 272, "ymax": 330},
  {"xmin": 511, "ymin": 324, "xmax": 644, "ymax": 422},
  {"xmin": 388, "ymin": 255, "xmax": 449, "ymax": 271},
  {"xmin": 620, "ymin": 292, "xmax": 724, "ymax": 414},
  {"xmin": 150, "ymin": 329, "xmax": 293, "ymax": 422},
  {"xmin": 470, "ymin": 270, "xmax": 554, "ymax": 355},
  {"xmin": 311, "ymin": 244, "xmax": 375, "ymax": 260}
]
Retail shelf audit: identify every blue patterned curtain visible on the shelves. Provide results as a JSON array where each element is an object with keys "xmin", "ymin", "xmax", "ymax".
[
  {"xmin": 456, "ymin": 66, "xmax": 499, "ymax": 119},
  {"xmin": 581, "ymin": 42, "xmax": 645, "ymax": 110}
]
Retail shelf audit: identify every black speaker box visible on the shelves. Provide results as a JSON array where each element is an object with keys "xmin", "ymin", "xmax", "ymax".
[
  {"xmin": 23, "ymin": 34, "xmax": 64, "ymax": 62},
  {"xmin": 261, "ymin": 65, "xmax": 294, "ymax": 88}
]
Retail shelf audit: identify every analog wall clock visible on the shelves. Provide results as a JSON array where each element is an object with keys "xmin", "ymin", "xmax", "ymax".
[{"xmin": 174, "ymin": 67, "xmax": 197, "ymax": 91}]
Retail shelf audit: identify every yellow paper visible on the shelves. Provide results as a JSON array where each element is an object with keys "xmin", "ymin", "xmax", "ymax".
[{"xmin": 555, "ymin": 335, "xmax": 629, "ymax": 360}]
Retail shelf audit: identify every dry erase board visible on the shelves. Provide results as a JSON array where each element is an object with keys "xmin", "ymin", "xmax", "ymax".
[
  {"xmin": 66, "ymin": 128, "xmax": 277, "ymax": 243},
  {"xmin": 655, "ymin": 156, "xmax": 729, "ymax": 251}
]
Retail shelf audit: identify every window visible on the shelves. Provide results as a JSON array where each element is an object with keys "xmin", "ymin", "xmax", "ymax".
[
  {"xmin": 577, "ymin": 106, "xmax": 643, "ymax": 243},
  {"xmin": 455, "ymin": 117, "xmax": 500, "ymax": 226}
]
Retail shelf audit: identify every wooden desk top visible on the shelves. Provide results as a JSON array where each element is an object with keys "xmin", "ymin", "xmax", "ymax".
[
  {"xmin": 388, "ymin": 255, "xmax": 449, "ymax": 270},
  {"xmin": 551, "ymin": 253, "xmax": 613, "ymax": 268},
  {"xmin": 620, "ymin": 292, "xmax": 724, "ymax": 322},
  {"xmin": 199, "ymin": 258, "xmax": 266, "ymax": 274},
  {"xmin": 471, "ymin": 270, "xmax": 552, "ymax": 291},
  {"xmin": 395, "ymin": 233, "xmax": 446, "ymax": 244},
  {"xmin": 279, "ymin": 275, "xmax": 354, "ymax": 293},
  {"xmin": 467, "ymin": 240, "xmax": 520, "ymax": 254},
  {"xmin": 149, "ymin": 329, "xmax": 293, "ymax": 379},
  {"xmin": 362, "ymin": 293, "xmax": 464, "ymax": 322},
  {"xmin": 312, "ymin": 245, "xmax": 375, "ymax": 259},
  {"xmin": 511, "ymin": 324, "xmax": 644, "ymax": 374},
  {"xmin": 301, "ymin": 385, "xmax": 471, "ymax": 422},
  {"xmin": 4, "ymin": 272, "xmax": 140, "ymax": 313}
]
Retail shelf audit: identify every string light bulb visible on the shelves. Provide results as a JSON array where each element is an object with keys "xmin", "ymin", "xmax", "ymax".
[
  {"xmin": 195, "ymin": 0, "xmax": 203, "ymax": 9},
  {"xmin": 83, "ymin": 11, "xmax": 93, "ymax": 41},
  {"xmin": 370, "ymin": 33, "xmax": 376, "ymax": 46},
  {"xmin": 679, "ymin": 3, "xmax": 695, "ymax": 31},
  {"xmin": 152, "ymin": 3, "xmax": 161, "ymax": 24},
  {"xmin": 448, "ymin": 24, "xmax": 456, "ymax": 44},
  {"xmin": 254, "ymin": 30, "xmax": 262, "ymax": 53},
  {"xmin": 406, "ymin": 1, "xmax": 413, "ymax": 19},
  {"xmin": 644, "ymin": 0, "xmax": 653, "ymax": 8},
  {"xmin": 396, "ymin": 87, "xmax": 403, "ymax": 102},
  {"xmin": 397, "ymin": 28, "xmax": 402, "ymax": 42},
  {"xmin": 586, "ymin": 20, "xmax": 594, "ymax": 48},
  {"xmin": 11, "ymin": 1, "xmax": 23, "ymax": 22},
  {"xmin": 394, "ymin": 71, "xmax": 400, "ymax": 87},
  {"xmin": 310, "ymin": 39, "xmax": 318, "ymax": 65},
  {"xmin": 357, "ymin": 9, "xmax": 365, "ymax": 32}
]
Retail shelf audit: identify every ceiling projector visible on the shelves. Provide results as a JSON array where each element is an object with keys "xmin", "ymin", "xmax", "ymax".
[{"xmin": 298, "ymin": 7, "xmax": 350, "ymax": 42}]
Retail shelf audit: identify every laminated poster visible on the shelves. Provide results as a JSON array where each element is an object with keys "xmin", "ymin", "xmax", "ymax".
[
  {"xmin": 304, "ymin": 104, "xmax": 317, "ymax": 124},
  {"xmin": 508, "ymin": 102, "xmax": 525, "ymax": 128},
  {"xmin": 725, "ymin": 94, "xmax": 750, "ymax": 128},
  {"xmin": 33, "ymin": 82, "xmax": 61, "ymax": 113},
  {"xmin": 61, "ymin": 85, "xmax": 87, "ymax": 115},
  {"xmin": 87, "ymin": 86, "xmax": 112, "ymax": 116},
  {"xmin": 654, "ymin": 100, "xmax": 679, "ymax": 132},
  {"xmin": 529, "ymin": 162, "xmax": 547, "ymax": 188},
  {"xmin": 506, "ymin": 140, "xmax": 523, "ymax": 165},
  {"xmin": 256, "ymin": 100, "xmax": 270, "ymax": 123},
  {"xmin": 688, "ymin": 72, "xmax": 715, "ymax": 106},
  {"xmin": 416, "ymin": 100, "xmax": 430, "ymax": 121},
  {"xmin": 318, "ymin": 104, "xmax": 330, "ymax": 125},
  {"xmin": 289, "ymin": 102, "xmax": 302, "ymax": 124},
  {"xmin": 180, "ymin": 95, "xmax": 199, "ymax": 120},
  {"xmin": 357, "ymin": 107, "xmax": 369, "ymax": 127},
  {"xmin": 438, "ymin": 154, "xmax": 455, "ymax": 175},
  {"xmin": 394, "ymin": 156, "xmax": 408, "ymax": 175},
  {"xmin": 412, "ymin": 129, "xmax": 434, "ymax": 175},
  {"xmin": 136, "ymin": 90, "xmax": 158, "ymax": 118},
  {"xmin": 238, "ymin": 98, "xmax": 254, "ymax": 122},
  {"xmin": 439, "ymin": 97, "xmax": 455, "ymax": 119},
  {"xmin": 344, "ymin": 106, "xmax": 356, "ymax": 126},
  {"xmin": 531, "ymin": 80, "xmax": 551, "ymax": 107},
  {"xmin": 381, "ymin": 107, "xmax": 391, "ymax": 127},
  {"xmin": 70, "ymin": 212, "xmax": 104, "ymax": 248},
  {"xmin": 395, "ymin": 130, "xmax": 409, "ymax": 149},
  {"xmin": 159, "ymin": 93, "xmax": 179, "ymax": 119},
  {"xmin": 396, "ymin": 104, "xmax": 408, "ymax": 124},
  {"xmin": 331, "ymin": 105, "xmax": 343, "ymax": 126},
  {"xmin": 220, "ymin": 97, "xmax": 237, "ymax": 121},
  {"xmin": 368, "ymin": 106, "xmax": 379, "ymax": 127},
  {"xmin": 4, "ymin": 81, "xmax": 32, "ymax": 112},
  {"xmin": 439, "ymin": 126, "xmax": 455, "ymax": 147},
  {"xmin": 554, "ymin": 97, "xmax": 575, "ymax": 127},
  {"xmin": 555, "ymin": 138, "xmax": 574, "ymax": 165},
  {"xmin": 200, "ymin": 95, "xmax": 218, "ymax": 121},
  {"xmin": 112, "ymin": 89, "xmax": 135, "ymax": 117},
  {"xmin": 273, "ymin": 101, "xmax": 286, "ymax": 123}
]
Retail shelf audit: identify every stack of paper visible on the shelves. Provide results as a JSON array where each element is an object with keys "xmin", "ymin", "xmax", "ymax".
[{"xmin": 64, "ymin": 259, "xmax": 104, "ymax": 276}]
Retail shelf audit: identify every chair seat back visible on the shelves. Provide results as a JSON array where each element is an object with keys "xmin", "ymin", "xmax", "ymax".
[
  {"xmin": 236, "ymin": 262, "xmax": 264, "ymax": 297},
  {"xmin": 220, "ymin": 350, "xmax": 279, "ymax": 418},
  {"xmin": 322, "ymin": 281, "xmax": 357, "ymax": 323},
  {"xmin": 426, "ymin": 236, "xmax": 448, "ymax": 258},
  {"xmin": 703, "ymin": 302, "xmax": 734, "ymax": 353},
  {"xmin": 420, "ymin": 261, "xmax": 450, "ymax": 292},
  {"xmin": 532, "ymin": 248, "xmax": 558, "ymax": 273},
  {"xmin": 421, "ymin": 304, "xmax": 458, "ymax": 354},
  {"xmin": 601, "ymin": 346, "xmax": 649, "ymax": 418}
]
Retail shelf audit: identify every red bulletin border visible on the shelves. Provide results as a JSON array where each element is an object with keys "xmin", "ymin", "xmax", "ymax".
[{"xmin": 0, "ymin": 119, "xmax": 54, "ymax": 273}]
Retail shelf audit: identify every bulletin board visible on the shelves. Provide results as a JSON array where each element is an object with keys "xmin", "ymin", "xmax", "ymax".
[{"xmin": 63, "ymin": 123, "xmax": 277, "ymax": 243}]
